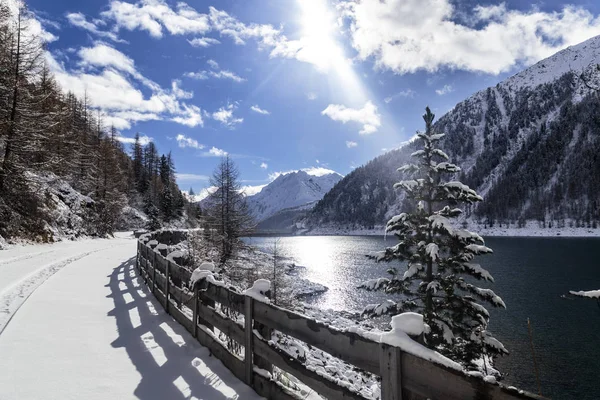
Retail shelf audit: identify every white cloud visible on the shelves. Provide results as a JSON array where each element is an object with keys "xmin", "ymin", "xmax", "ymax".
[
  {"xmin": 321, "ymin": 101, "xmax": 381, "ymax": 134},
  {"xmin": 104, "ymin": 111, "xmax": 160, "ymax": 129},
  {"xmin": 212, "ymin": 103, "xmax": 243, "ymax": 128},
  {"xmin": 117, "ymin": 134, "xmax": 153, "ymax": 145},
  {"xmin": 307, "ymin": 92, "xmax": 318, "ymax": 100},
  {"xmin": 187, "ymin": 37, "xmax": 220, "ymax": 47},
  {"xmin": 184, "ymin": 71, "xmax": 208, "ymax": 80},
  {"xmin": 207, "ymin": 6, "xmax": 282, "ymax": 47},
  {"xmin": 250, "ymin": 105, "xmax": 270, "ymax": 115},
  {"xmin": 207, "ymin": 59, "xmax": 219, "ymax": 69},
  {"xmin": 47, "ymin": 44, "xmax": 203, "ymax": 129},
  {"xmin": 176, "ymin": 173, "xmax": 210, "ymax": 182},
  {"xmin": 171, "ymin": 80, "xmax": 193, "ymax": 99},
  {"xmin": 184, "ymin": 64, "xmax": 245, "ymax": 83},
  {"xmin": 171, "ymin": 104, "xmax": 203, "ymax": 127},
  {"xmin": 210, "ymin": 70, "xmax": 245, "ymax": 82},
  {"xmin": 384, "ymin": 89, "xmax": 415, "ymax": 103},
  {"xmin": 78, "ymin": 43, "xmax": 136, "ymax": 74},
  {"xmin": 176, "ymin": 133, "xmax": 204, "ymax": 149},
  {"xmin": 101, "ymin": 0, "xmax": 210, "ymax": 38},
  {"xmin": 346, "ymin": 140, "xmax": 358, "ymax": 148},
  {"xmin": 66, "ymin": 12, "xmax": 125, "ymax": 43},
  {"xmin": 101, "ymin": 1, "xmax": 343, "ymax": 71},
  {"xmin": 207, "ymin": 146, "xmax": 228, "ymax": 157},
  {"xmin": 342, "ymin": 0, "xmax": 600, "ymax": 75},
  {"xmin": 435, "ymin": 84, "xmax": 454, "ymax": 95},
  {"xmin": 260, "ymin": 162, "xmax": 268, "ymax": 169}
]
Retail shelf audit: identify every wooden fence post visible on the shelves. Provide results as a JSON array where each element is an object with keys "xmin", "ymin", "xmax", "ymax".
[
  {"xmin": 152, "ymin": 251, "xmax": 157, "ymax": 294},
  {"xmin": 244, "ymin": 296, "xmax": 254, "ymax": 385},
  {"xmin": 139, "ymin": 245, "xmax": 145, "ymax": 283},
  {"xmin": 253, "ymin": 319, "xmax": 273, "ymax": 375},
  {"xmin": 198, "ymin": 288, "xmax": 215, "ymax": 333},
  {"xmin": 192, "ymin": 286, "xmax": 199, "ymax": 338},
  {"xmin": 380, "ymin": 344, "xmax": 403, "ymax": 400},
  {"xmin": 165, "ymin": 258, "xmax": 170, "ymax": 313}
]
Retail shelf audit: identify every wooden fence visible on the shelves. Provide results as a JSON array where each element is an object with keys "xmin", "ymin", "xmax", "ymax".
[{"xmin": 136, "ymin": 238, "xmax": 545, "ymax": 400}]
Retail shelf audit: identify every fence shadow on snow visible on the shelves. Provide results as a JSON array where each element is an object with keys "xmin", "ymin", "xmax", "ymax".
[{"xmin": 106, "ymin": 257, "xmax": 261, "ymax": 400}]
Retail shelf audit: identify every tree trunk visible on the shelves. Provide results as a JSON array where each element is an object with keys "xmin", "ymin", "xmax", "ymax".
[{"xmin": 0, "ymin": 12, "xmax": 21, "ymax": 192}]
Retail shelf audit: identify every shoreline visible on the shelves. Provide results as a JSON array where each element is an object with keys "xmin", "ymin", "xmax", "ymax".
[{"xmin": 290, "ymin": 224, "xmax": 600, "ymax": 238}]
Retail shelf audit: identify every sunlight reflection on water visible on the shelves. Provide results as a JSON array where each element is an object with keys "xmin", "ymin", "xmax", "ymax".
[{"xmin": 245, "ymin": 235, "xmax": 392, "ymax": 311}]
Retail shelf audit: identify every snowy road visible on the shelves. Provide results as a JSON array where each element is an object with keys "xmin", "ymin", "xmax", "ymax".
[{"xmin": 0, "ymin": 235, "xmax": 262, "ymax": 400}]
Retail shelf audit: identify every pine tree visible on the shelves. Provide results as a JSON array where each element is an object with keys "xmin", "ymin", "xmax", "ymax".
[
  {"xmin": 206, "ymin": 156, "xmax": 254, "ymax": 264},
  {"xmin": 132, "ymin": 132, "xmax": 144, "ymax": 191},
  {"xmin": 146, "ymin": 203, "xmax": 161, "ymax": 231},
  {"xmin": 360, "ymin": 107, "xmax": 507, "ymax": 368}
]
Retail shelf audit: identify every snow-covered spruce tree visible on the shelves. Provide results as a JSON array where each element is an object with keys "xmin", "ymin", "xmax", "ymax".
[{"xmin": 360, "ymin": 107, "xmax": 507, "ymax": 368}]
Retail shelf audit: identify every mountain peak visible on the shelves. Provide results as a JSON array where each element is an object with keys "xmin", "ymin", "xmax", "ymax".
[{"xmin": 247, "ymin": 168, "xmax": 343, "ymax": 222}]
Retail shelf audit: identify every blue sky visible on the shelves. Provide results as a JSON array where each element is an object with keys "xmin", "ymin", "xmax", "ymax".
[{"xmin": 24, "ymin": 0, "xmax": 600, "ymax": 192}]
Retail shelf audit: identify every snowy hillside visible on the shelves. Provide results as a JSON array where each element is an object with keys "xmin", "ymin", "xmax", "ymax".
[
  {"xmin": 246, "ymin": 170, "xmax": 342, "ymax": 223},
  {"xmin": 308, "ymin": 35, "xmax": 600, "ymax": 232},
  {"xmin": 502, "ymin": 35, "xmax": 600, "ymax": 92}
]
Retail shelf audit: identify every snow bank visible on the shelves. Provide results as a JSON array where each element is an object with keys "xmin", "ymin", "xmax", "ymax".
[
  {"xmin": 569, "ymin": 289, "xmax": 600, "ymax": 299},
  {"xmin": 244, "ymin": 279, "xmax": 271, "ymax": 303},
  {"xmin": 291, "ymin": 278, "xmax": 328, "ymax": 298},
  {"xmin": 198, "ymin": 262, "xmax": 215, "ymax": 272},
  {"xmin": 375, "ymin": 313, "xmax": 462, "ymax": 371},
  {"xmin": 154, "ymin": 243, "xmax": 168, "ymax": 254},
  {"xmin": 166, "ymin": 250, "xmax": 185, "ymax": 263},
  {"xmin": 189, "ymin": 262, "xmax": 222, "ymax": 289}
]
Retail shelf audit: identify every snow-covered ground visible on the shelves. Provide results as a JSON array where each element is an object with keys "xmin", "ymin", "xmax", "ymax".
[{"xmin": 0, "ymin": 234, "xmax": 262, "ymax": 400}]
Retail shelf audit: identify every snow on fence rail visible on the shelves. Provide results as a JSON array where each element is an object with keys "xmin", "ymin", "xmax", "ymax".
[{"xmin": 136, "ymin": 234, "xmax": 545, "ymax": 400}]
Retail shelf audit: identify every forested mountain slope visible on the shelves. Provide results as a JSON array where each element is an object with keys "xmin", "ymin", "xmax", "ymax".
[
  {"xmin": 307, "ymin": 35, "xmax": 600, "ymax": 231},
  {"xmin": 0, "ymin": 4, "xmax": 193, "ymax": 242}
]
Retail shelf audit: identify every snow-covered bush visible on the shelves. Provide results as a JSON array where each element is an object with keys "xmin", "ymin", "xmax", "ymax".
[{"xmin": 360, "ymin": 107, "xmax": 507, "ymax": 368}]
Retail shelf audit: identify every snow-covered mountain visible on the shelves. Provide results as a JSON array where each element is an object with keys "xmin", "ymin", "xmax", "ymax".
[
  {"xmin": 307, "ymin": 35, "xmax": 600, "ymax": 231},
  {"xmin": 246, "ymin": 170, "xmax": 342, "ymax": 223}
]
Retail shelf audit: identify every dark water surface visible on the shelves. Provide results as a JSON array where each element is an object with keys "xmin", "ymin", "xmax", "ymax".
[{"xmin": 244, "ymin": 235, "xmax": 600, "ymax": 400}]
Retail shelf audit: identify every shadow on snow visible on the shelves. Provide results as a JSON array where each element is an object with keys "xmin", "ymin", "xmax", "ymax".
[{"xmin": 105, "ymin": 257, "xmax": 255, "ymax": 400}]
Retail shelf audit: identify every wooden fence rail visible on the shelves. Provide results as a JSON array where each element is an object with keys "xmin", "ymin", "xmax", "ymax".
[{"xmin": 136, "ymin": 237, "xmax": 545, "ymax": 400}]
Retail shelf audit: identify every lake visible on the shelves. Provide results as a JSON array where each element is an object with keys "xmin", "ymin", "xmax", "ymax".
[{"xmin": 244, "ymin": 235, "xmax": 600, "ymax": 400}]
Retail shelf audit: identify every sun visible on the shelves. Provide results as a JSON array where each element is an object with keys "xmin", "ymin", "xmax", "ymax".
[{"xmin": 296, "ymin": 0, "xmax": 347, "ymax": 72}]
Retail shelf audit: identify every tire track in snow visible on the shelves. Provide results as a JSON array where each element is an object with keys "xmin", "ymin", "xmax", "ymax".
[
  {"xmin": 0, "ymin": 247, "xmax": 112, "ymax": 334},
  {"xmin": 0, "ymin": 249, "xmax": 58, "ymax": 267}
]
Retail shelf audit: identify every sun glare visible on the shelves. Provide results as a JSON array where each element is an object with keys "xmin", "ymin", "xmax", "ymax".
[
  {"xmin": 298, "ymin": 0, "xmax": 340, "ymax": 71},
  {"xmin": 296, "ymin": 0, "xmax": 369, "ymax": 103}
]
